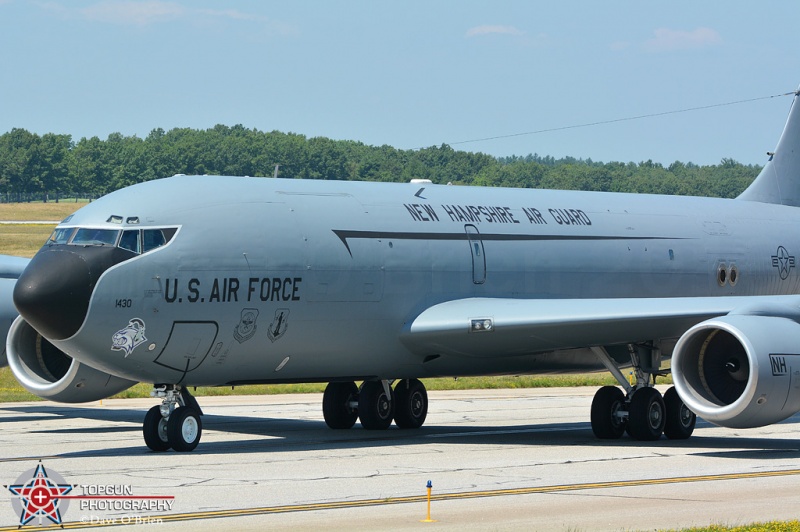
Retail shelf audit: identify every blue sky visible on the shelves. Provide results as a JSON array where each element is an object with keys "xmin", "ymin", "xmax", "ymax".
[{"xmin": 2, "ymin": 1, "xmax": 800, "ymax": 166}]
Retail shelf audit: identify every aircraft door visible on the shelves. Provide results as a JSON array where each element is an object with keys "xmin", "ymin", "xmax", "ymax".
[
  {"xmin": 152, "ymin": 321, "xmax": 219, "ymax": 381},
  {"xmin": 465, "ymin": 224, "xmax": 486, "ymax": 284}
]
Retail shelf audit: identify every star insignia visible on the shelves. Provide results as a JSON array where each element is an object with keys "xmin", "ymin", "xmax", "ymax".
[{"xmin": 771, "ymin": 246, "xmax": 796, "ymax": 280}]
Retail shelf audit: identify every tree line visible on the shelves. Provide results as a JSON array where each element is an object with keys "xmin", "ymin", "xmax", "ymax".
[{"xmin": 0, "ymin": 125, "xmax": 761, "ymax": 201}]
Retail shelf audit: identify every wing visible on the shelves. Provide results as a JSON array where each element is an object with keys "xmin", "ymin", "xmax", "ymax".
[
  {"xmin": 0, "ymin": 255, "xmax": 29, "ymax": 366},
  {"xmin": 400, "ymin": 295, "xmax": 800, "ymax": 358},
  {"xmin": 0, "ymin": 254, "xmax": 29, "ymax": 279}
]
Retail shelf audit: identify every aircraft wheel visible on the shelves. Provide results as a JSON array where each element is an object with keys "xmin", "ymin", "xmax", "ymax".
[
  {"xmin": 167, "ymin": 406, "xmax": 202, "ymax": 452},
  {"xmin": 358, "ymin": 381, "xmax": 395, "ymax": 430},
  {"xmin": 627, "ymin": 387, "xmax": 665, "ymax": 441},
  {"xmin": 663, "ymin": 386, "xmax": 696, "ymax": 439},
  {"xmin": 590, "ymin": 386, "xmax": 626, "ymax": 439},
  {"xmin": 394, "ymin": 379, "xmax": 428, "ymax": 429},
  {"xmin": 143, "ymin": 405, "xmax": 171, "ymax": 452},
  {"xmin": 322, "ymin": 381, "xmax": 359, "ymax": 429}
]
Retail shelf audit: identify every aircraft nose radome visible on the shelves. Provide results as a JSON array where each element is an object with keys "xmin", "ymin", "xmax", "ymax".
[{"xmin": 13, "ymin": 249, "xmax": 93, "ymax": 341}]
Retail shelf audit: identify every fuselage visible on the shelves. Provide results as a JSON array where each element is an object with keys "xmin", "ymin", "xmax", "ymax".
[{"xmin": 14, "ymin": 175, "xmax": 800, "ymax": 386}]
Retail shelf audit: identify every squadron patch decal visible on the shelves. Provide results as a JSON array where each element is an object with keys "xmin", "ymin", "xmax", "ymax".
[
  {"xmin": 267, "ymin": 308, "xmax": 290, "ymax": 342},
  {"xmin": 111, "ymin": 318, "xmax": 148, "ymax": 358},
  {"xmin": 234, "ymin": 308, "xmax": 259, "ymax": 343}
]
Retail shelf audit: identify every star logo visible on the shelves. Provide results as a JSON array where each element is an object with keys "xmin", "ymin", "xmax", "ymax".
[
  {"xmin": 771, "ymin": 246, "xmax": 796, "ymax": 280},
  {"xmin": 6, "ymin": 462, "xmax": 74, "ymax": 527}
]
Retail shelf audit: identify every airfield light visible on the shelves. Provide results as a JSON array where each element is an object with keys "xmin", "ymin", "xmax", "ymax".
[{"xmin": 421, "ymin": 480, "xmax": 436, "ymax": 523}]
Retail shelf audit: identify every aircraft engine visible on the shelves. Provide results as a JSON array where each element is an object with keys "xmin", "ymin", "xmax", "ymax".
[
  {"xmin": 672, "ymin": 313, "xmax": 800, "ymax": 428},
  {"xmin": 6, "ymin": 316, "xmax": 136, "ymax": 403}
]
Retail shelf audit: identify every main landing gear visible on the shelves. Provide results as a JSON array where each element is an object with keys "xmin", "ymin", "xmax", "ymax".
[
  {"xmin": 589, "ymin": 345, "xmax": 696, "ymax": 441},
  {"xmin": 322, "ymin": 378, "xmax": 429, "ymax": 430},
  {"xmin": 143, "ymin": 385, "xmax": 204, "ymax": 452}
]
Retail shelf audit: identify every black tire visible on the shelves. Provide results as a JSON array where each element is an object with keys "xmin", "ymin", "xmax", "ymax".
[
  {"xmin": 322, "ymin": 381, "xmax": 359, "ymax": 429},
  {"xmin": 358, "ymin": 381, "xmax": 395, "ymax": 430},
  {"xmin": 143, "ymin": 405, "xmax": 171, "ymax": 452},
  {"xmin": 394, "ymin": 379, "xmax": 428, "ymax": 429},
  {"xmin": 167, "ymin": 406, "xmax": 202, "ymax": 452},
  {"xmin": 591, "ymin": 386, "xmax": 627, "ymax": 439},
  {"xmin": 627, "ymin": 387, "xmax": 665, "ymax": 441},
  {"xmin": 663, "ymin": 386, "xmax": 696, "ymax": 439}
]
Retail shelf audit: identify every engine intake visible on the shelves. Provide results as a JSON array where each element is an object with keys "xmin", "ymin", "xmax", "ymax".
[
  {"xmin": 672, "ymin": 314, "xmax": 800, "ymax": 428},
  {"xmin": 6, "ymin": 316, "xmax": 136, "ymax": 403}
]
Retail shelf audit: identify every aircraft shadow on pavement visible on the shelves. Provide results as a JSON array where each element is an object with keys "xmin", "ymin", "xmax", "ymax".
[{"xmin": 2, "ymin": 404, "xmax": 799, "ymax": 460}]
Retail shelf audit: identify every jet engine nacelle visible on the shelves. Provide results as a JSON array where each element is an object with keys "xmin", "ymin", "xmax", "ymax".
[
  {"xmin": 672, "ymin": 313, "xmax": 800, "ymax": 428},
  {"xmin": 6, "ymin": 316, "xmax": 137, "ymax": 403}
]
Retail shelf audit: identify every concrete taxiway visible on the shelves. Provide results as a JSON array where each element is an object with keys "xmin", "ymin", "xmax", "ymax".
[{"xmin": 1, "ymin": 387, "xmax": 799, "ymax": 531}]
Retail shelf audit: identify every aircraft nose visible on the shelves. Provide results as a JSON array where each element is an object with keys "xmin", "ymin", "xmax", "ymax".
[{"xmin": 14, "ymin": 248, "xmax": 96, "ymax": 340}]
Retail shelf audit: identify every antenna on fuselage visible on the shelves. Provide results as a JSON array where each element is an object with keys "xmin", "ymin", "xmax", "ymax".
[{"xmin": 273, "ymin": 164, "xmax": 280, "ymax": 178}]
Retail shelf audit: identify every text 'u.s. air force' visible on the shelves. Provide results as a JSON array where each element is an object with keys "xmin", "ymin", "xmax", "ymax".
[{"xmin": 164, "ymin": 277, "xmax": 302, "ymax": 304}]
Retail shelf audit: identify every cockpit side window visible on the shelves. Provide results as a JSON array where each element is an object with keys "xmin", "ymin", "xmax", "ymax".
[
  {"xmin": 71, "ymin": 228, "xmax": 120, "ymax": 246},
  {"xmin": 119, "ymin": 230, "xmax": 141, "ymax": 254},
  {"xmin": 161, "ymin": 227, "xmax": 177, "ymax": 243},
  {"xmin": 141, "ymin": 228, "xmax": 177, "ymax": 252},
  {"xmin": 143, "ymin": 229, "xmax": 166, "ymax": 252},
  {"xmin": 47, "ymin": 227, "xmax": 75, "ymax": 245}
]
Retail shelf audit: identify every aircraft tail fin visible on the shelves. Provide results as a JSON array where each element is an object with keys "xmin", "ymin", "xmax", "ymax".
[{"xmin": 738, "ymin": 89, "xmax": 800, "ymax": 206}]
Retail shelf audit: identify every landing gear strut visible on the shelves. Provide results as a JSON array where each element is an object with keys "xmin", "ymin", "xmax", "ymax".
[
  {"xmin": 143, "ymin": 385, "xmax": 203, "ymax": 452},
  {"xmin": 590, "ymin": 345, "xmax": 696, "ymax": 441},
  {"xmin": 321, "ymin": 378, "xmax": 429, "ymax": 430}
]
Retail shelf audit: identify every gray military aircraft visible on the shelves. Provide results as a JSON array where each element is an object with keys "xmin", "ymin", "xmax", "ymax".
[{"xmin": 6, "ymin": 90, "xmax": 800, "ymax": 452}]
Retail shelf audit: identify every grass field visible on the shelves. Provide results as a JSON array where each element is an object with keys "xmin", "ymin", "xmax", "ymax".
[
  {"xmin": 0, "ymin": 224, "xmax": 57, "ymax": 257},
  {"xmin": 0, "ymin": 201, "xmax": 83, "ymax": 257},
  {"xmin": 666, "ymin": 523, "xmax": 800, "ymax": 532},
  {"xmin": 0, "ymin": 200, "xmax": 85, "ymax": 221}
]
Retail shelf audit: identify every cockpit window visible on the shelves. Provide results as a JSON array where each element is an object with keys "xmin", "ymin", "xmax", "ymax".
[
  {"xmin": 143, "ymin": 229, "xmax": 166, "ymax": 252},
  {"xmin": 71, "ymin": 228, "xmax": 120, "ymax": 246},
  {"xmin": 119, "ymin": 230, "xmax": 141, "ymax": 253},
  {"xmin": 49, "ymin": 225, "xmax": 177, "ymax": 254},
  {"xmin": 47, "ymin": 227, "xmax": 75, "ymax": 245}
]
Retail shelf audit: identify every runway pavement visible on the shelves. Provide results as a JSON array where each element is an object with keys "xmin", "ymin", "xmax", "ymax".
[{"xmin": 1, "ymin": 387, "xmax": 799, "ymax": 531}]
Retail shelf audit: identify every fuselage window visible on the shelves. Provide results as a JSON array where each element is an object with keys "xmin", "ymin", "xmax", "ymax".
[{"xmin": 71, "ymin": 228, "xmax": 120, "ymax": 246}]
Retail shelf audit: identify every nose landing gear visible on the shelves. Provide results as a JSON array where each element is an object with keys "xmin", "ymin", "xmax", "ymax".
[{"xmin": 143, "ymin": 385, "xmax": 203, "ymax": 452}]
